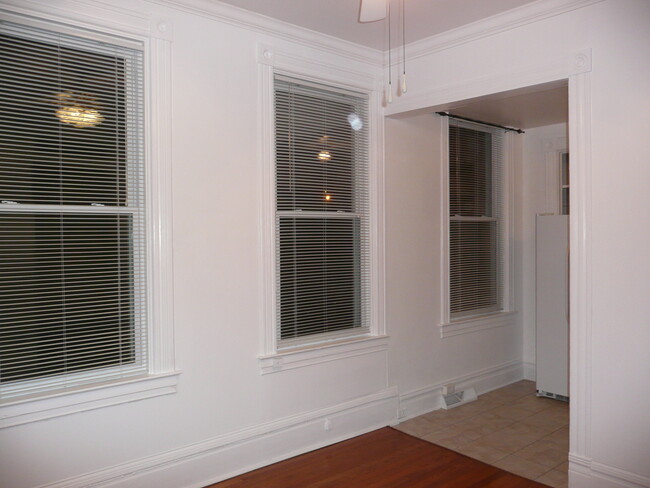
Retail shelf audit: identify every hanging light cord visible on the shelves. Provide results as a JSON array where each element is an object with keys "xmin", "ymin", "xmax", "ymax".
[
  {"xmin": 401, "ymin": 0, "xmax": 407, "ymax": 93},
  {"xmin": 387, "ymin": 0, "xmax": 392, "ymax": 103}
]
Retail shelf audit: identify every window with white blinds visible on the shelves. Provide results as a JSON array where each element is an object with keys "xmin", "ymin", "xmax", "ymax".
[
  {"xmin": 448, "ymin": 119, "xmax": 505, "ymax": 319},
  {"xmin": 0, "ymin": 20, "xmax": 146, "ymax": 400},
  {"xmin": 274, "ymin": 75, "xmax": 370, "ymax": 349}
]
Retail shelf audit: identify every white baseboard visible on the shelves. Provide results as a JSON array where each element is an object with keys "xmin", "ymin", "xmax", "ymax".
[
  {"xmin": 398, "ymin": 359, "xmax": 524, "ymax": 421},
  {"xmin": 39, "ymin": 387, "xmax": 399, "ymax": 488},
  {"xmin": 523, "ymin": 361, "xmax": 536, "ymax": 381},
  {"xmin": 570, "ymin": 454, "xmax": 650, "ymax": 488}
]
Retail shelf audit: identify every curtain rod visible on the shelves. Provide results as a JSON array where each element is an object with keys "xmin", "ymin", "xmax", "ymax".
[{"xmin": 435, "ymin": 111, "xmax": 525, "ymax": 134}]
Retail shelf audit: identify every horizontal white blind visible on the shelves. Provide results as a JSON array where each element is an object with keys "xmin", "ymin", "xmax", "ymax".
[
  {"xmin": 274, "ymin": 76, "xmax": 370, "ymax": 348},
  {"xmin": 0, "ymin": 20, "xmax": 147, "ymax": 400},
  {"xmin": 449, "ymin": 119, "xmax": 504, "ymax": 318}
]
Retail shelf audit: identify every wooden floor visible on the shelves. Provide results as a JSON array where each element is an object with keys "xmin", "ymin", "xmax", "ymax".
[{"xmin": 207, "ymin": 427, "xmax": 548, "ymax": 487}]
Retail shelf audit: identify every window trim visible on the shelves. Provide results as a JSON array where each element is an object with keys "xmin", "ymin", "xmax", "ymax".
[
  {"xmin": 438, "ymin": 116, "xmax": 515, "ymax": 335},
  {"xmin": 257, "ymin": 44, "xmax": 385, "ymax": 367},
  {"xmin": 0, "ymin": 5, "xmax": 178, "ymax": 427},
  {"xmin": 541, "ymin": 136, "xmax": 569, "ymax": 215}
]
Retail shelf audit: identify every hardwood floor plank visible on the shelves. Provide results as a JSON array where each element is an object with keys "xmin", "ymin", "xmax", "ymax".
[{"xmin": 207, "ymin": 428, "xmax": 547, "ymax": 488}]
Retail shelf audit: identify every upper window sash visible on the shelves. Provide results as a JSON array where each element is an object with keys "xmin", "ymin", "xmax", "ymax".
[{"xmin": 272, "ymin": 74, "xmax": 371, "ymax": 350}]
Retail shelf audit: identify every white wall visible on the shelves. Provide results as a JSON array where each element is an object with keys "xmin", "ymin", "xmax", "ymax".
[
  {"xmin": 517, "ymin": 122, "xmax": 568, "ymax": 379},
  {"xmin": 384, "ymin": 114, "xmax": 523, "ymax": 419},
  {"xmin": 1, "ymin": 1, "xmax": 649, "ymax": 487},
  {"xmin": 386, "ymin": 1, "xmax": 650, "ymax": 486},
  {"xmin": 0, "ymin": 2, "xmax": 393, "ymax": 487}
]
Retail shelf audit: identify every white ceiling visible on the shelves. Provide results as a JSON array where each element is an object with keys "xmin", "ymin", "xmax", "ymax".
[
  {"xmin": 441, "ymin": 82, "xmax": 569, "ymax": 130},
  {"xmin": 216, "ymin": 0, "xmax": 539, "ymax": 50}
]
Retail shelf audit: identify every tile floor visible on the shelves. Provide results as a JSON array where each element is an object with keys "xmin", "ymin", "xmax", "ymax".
[{"xmin": 394, "ymin": 380, "xmax": 569, "ymax": 488}]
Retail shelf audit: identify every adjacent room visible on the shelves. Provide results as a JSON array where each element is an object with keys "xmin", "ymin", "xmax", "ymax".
[{"xmin": 0, "ymin": 1, "xmax": 649, "ymax": 488}]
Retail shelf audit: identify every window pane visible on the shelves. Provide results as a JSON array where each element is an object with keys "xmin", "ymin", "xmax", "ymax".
[
  {"xmin": 0, "ymin": 212, "xmax": 136, "ymax": 384},
  {"xmin": 450, "ymin": 220, "xmax": 499, "ymax": 315},
  {"xmin": 275, "ymin": 89, "xmax": 356, "ymax": 213},
  {"xmin": 0, "ymin": 33, "xmax": 128, "ymax": 206},
  {"xmin": 278, "ymin": 217, "xmax": 361, "ymax": 340},
  {"xmin": 449, "ymin": 126, "xmax": 492, "ymax": 217}
]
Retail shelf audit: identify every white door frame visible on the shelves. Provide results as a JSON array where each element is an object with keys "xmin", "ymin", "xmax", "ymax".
[{"xmin": 385, "ymin": 49, "xmax": 594, "ymax": 485}]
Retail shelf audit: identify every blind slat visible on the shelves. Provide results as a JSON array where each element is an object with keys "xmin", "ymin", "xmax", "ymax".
[
  {"xmin": 0, "ymin": 20, "xmax": 147, "ymax": 400},
  {"xmin": 274, "ymin": 76, "xmax": 370, "ymax": 348},
  {"xmin": 449, "ymin": 120, "xmax": 505, "ymax": 318}
]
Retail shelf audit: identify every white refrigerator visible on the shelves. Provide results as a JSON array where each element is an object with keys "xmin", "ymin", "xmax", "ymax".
[{"xmin": 535, "ymin": 215, "xmax": 569, "ymax": 400}]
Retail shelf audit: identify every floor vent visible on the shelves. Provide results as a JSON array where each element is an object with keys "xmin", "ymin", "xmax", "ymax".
[
  {"xmin": 536, "ymin": 390, "xmax": 569, "ymax": 403},
  {"xmin": 442, "ymin": 387, "xmax": 477, "ymax": 409}
]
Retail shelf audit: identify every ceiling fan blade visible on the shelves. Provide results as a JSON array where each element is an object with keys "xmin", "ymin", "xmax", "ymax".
[{"xmin": 359, "ymin": 0, "xmax": 387, "ymax": 23}]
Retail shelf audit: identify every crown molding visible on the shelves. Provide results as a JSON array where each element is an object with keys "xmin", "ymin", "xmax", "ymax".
[
  {"xmin": 390, "ymin": 0, "xmax": 605, "ymax": 65},
  {"xmin": 147, "ymin": 0, "xmax": 383, "ymax": 67},
  {"xmin": 0, "ymin": 0, "xmax": 161, "ymax": 40}
]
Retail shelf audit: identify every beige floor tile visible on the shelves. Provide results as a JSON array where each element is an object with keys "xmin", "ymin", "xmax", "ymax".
[
  {"xmin": 505, "ymin": 421, "xmax": 550, "ymax": 438},
  {"xmin": 511, "ymin": 395, "xmax": 558, "ymax": 413},
  {"xmin": 550, "ymin": 409, "xmax": 569, "ymax": 426},
  {"xmin": 515, "ymin": 439, "xmax": 568, "ymax": 468},
  {"xmin": 429, "ymin": 421, "xmax": 485, "ymax": 441},
  {"xmin": 417, "ymin": 410, "xmax": 469, "ymax": 431},
  {"xmin": 519, "ymin": 410, "xmax": 568, "ymax": 433},
  {"xmin": 475, "ymin": 425, "xmax": 540, "ymax": 452},
  {"xmin": 490, "ymin": 403, "xmax": 538, "ymax": 421},
  {"xmin": 554, "ymin": 461, "xmax": 569, "ymax": 472},
  {"xmin": 548, "ymin": 425, "xmax": 569, "ymax": 437},
  {"xmin": 469, "ymin": 410, "xmax": 517, "ymax": 427},
  {"xmin": 536, "ymin": 468, "xmax": 569, "ymax": 488},
  {"xmin": 397, "ymin": 380, "xmax": 569, "ymax": 485},
  {"xmin": 479, "ymin": 389, "xmax": 511, "ymax": 404},
  {"xmin": 541, "ymin": 428, "xmax": 569, "ymax": 451},
  {"xmin": 422, "ymin": 428, "xmax": 475, "ymax": 450},
  {"xmin": 452, "ymin": 414, "xmax": 515, "ymax": 438},
  {"xmin": 498, "ymin": 380, "xmax": 537, "ymax": 397},
  {"xmin": 431, "ymin": 403, "xmax": 484, "ymax": 421},
  {"xmin": 443, "ymin": 397, "xmax": 500, "ymax": 417},
  {"xmin": 481, "ymin": 384, "xmax": 534, "ymax": 403},
  {"xmin": 493, "ymin": 453, "xmax": 553, "ymax": 479},
  {"xmin": 455, "ymin": 440, "xmax": 512, "ymax": 464},
  {"xmin": 468, "ymin": 396, "xmax": 506, "ymax": 411},
  {"xmin": 393, "ymin": 416, "xmax": 442, "ymax": 437}
]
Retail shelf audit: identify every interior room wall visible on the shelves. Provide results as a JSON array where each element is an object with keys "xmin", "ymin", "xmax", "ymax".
[
  {"xmin": 384, "ymin": 113, "xmax": 523, "ymax": 419},
  {"xmin": 385, "ymin": 1, "xmax": 650, "ymax": 485},
  {"xmin": 517, "ymin": 122, "xmax": 568, "ymax": 380},
  {"xmin": 1, "ymin": 1, "xmax": 648, "ymax": 487},
  {"xmin": 0, "ymin": 2, "xmax": 393, "ymax": 487}
]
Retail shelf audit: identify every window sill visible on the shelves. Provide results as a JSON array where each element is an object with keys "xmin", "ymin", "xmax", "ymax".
[
  {"xmin": 0, "ymin": 371, "xmax": 181, "ymax": 429},
  {"xmin": 439, "ymin": 311, "xmax": 517, "ymax": 338},
  {"xmin": 259, "ymin": 335, "xmax": 389, "ymax": 375}
]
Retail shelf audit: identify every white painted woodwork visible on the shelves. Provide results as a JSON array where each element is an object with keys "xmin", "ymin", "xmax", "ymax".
[{"xmin": 0, "ymin": 1, "xmax": 648, "ymax": 488}]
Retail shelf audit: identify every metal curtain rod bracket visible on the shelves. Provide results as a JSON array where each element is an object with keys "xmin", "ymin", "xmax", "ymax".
[{"xmin": 435, "ymin": 111, "xmax": 525, "ymax": 134}]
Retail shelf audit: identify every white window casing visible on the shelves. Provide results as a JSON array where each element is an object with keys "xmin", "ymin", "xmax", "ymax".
[
  {"xmin": 257, "ymin": 46, "xmax": 386, "ymax": 372},
  {"xmin": 0, "ymin": 5, "xmax": 177, "ymax": 428},
  {"xmin": 439, "ymin": 116, "xmax": 515, "ymax": 335}
]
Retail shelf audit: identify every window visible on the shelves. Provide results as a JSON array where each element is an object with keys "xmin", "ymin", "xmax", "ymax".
[
  {"xmin": 560, "ymin": 152, "xmax": 570, "ymax": 215},
  {"xmin": 448, "ymin": 119, "xmax": 505, "ymax": 319},
  {"xmin": 0, "ymin": 20, "xmax": 147, "ymax": 400},
  {"xmin": 273, "ymin": 75, "xmax": 370, "ymax": 350}
]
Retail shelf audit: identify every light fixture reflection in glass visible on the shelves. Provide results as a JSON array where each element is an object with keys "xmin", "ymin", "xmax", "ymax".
[
  {"xmin": 347, "ymin": 113, "xmax": 363, "ymax": 131},
  {"xmin": 54, "ymin": 92, "xmax": 104, "ymax": 128},
  {"xmin": 318, "ymin": 150, "xmax": 332, "ymax": 161}
]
